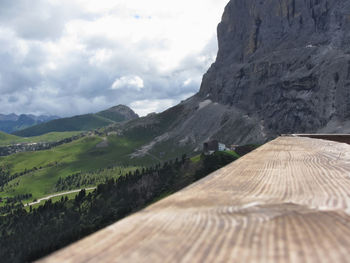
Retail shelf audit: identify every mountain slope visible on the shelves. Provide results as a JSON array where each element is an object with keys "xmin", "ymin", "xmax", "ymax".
[
  {"xmin": 0, "ymin": 131, "xmax": 81, "ymax": 147},
  {"xmin": 13, "ymin": 105, "xmax": 138, "ymax": 137},
  {"xmin": 198, "ymin": 0, "xmax": 350, "ymax": 136},
  {"xmin": 96, "ymin": 105, "xmax": 139, "ymax": 122},
  {"xmin": 0, "ymin": 131, "xmax": 19, "ymax": 143},
  {"xmin": 111, "ymin": 0, "xmax": 350, "ymax": 157},
  {"xmin": 13, "ymin": 114, "xmax": 114, "ymax": 137},
  {"xmin": 0, "ymin": 114, "xmax": 58, "ymax": 133}
]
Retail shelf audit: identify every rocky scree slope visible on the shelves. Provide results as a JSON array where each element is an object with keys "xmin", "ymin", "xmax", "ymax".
[{"xmin": 99, "ymin": 0, "xmax": 350, "ymax": 159}]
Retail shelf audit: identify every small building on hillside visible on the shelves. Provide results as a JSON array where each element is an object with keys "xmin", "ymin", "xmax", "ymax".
[
  {"xmin": 230, "ymin": 145, "xmax": 239, "ymax": 151},
  {"xmin": 203, "ymin": 140, "xmax": 227, "ymax": 155},
  {"xmin": 218, "ymin": 143, "xmax": 226, "ymax": 151}
]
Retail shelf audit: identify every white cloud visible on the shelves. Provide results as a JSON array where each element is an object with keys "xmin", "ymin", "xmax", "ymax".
[
  {"xmin": 130, "ymin": 99, "xmax": 176, "ymax": 117},
  {"xmin": 111, "ymin": 76, "xmax": 144, "ymax": 90},
  {"xmin": 0, "ymin": 0, "xmax": 229, "ymax": 117},
  {"xmin": 183, "ymin": 79, "xmax": 192, "ymax": 87}
]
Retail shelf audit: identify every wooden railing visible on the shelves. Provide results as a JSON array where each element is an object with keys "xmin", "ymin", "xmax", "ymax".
[
  {"xmin": 40, "ymin": 136, "xmax": 350, "ymax": 262},
  {"xmin": 284, "ymin": 133, "xmax": 350, "ymax": 144}
]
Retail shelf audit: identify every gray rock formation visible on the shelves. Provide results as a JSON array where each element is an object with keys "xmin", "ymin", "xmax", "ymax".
[
  {"xmin": 199, "ymin": 0, "xmax": 350, "ymax": 136},
  {"xmin": 121, "ymin": 0, "xmax": 350, "ymax": 158}
]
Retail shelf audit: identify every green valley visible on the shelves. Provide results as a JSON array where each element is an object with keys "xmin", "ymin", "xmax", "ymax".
[
  {"xmin": 0, "ymin": 101, "xmax": 257, "ymax": 263},
  {"xmin": 0, "ymin": 104, "xmax": 195, "ymax": 206},
  {"xmin": 0, "ymin": 134, "xmax": 153, "ymax": 202},
  {"xmin": 0, "ymin": 131, "xmax": 81, "ymax": 146}
]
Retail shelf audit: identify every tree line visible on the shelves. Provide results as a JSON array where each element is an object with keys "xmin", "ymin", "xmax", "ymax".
[
  {"xmin": 0, "ymin": 151, "xmax": 238, "ymax": 263},
  {"xmin": 0, "ymin": 162, "xmax": 58, "ymax": 190},
  {"xmin": 55, "ymin": 166, "xmax": 138, "ymax": 191}
]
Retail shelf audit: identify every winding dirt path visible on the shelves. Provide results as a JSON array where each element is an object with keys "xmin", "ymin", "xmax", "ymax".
[
  {"xmin": 24, "ymin": 187, "xmax": 96, "ymax": 207},
  {"xmin": 40, "ymin": 137, "xmax": 350, "ymax": 262}
]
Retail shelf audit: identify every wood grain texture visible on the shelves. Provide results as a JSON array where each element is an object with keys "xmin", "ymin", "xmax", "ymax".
[
  {"xmin": 39, "ymin": 137, "xmax": 350, "ymax": 263},
  {"xmin": 289, "ymin": 134, "xmax": 350, "ymax": 145}
]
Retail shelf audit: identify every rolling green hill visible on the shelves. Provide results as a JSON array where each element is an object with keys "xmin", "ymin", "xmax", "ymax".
[
  {"xmin": 0, "ymin": 131, "xmax": 158, "ymax": 202},
  {"xmin": 0, "ymin": 104, "xmax": 199, "ymax": 207},
  {"xmin": 0, "ymin": 131, "xmax": 19, "ymax": 144},
  {"xmin": 0, "ymin": 104, "xmax": 198, "ymax": 204},
  {"xmin": 0, "ymin": 131, "xmax": 81, "ymax": 146},
  {"xmin": 13, "ymin": 114, "xmax": 113, "ymax": 137},
  {"xmin": 12, "ymin": 105, "xmax": 139, "ymax": 137}
]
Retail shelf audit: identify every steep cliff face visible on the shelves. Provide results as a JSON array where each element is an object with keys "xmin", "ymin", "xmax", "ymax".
[
  {"xmin": 122, "ymin": 0, "xmax": 350, "ymax": 159},
  {"xmin": 199, "ymin": 0, "xmax": 350, "ymax": 135}
]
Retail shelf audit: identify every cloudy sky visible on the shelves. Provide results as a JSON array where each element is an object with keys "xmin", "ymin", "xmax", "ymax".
[{"xmin": 0, "ymin": 0, "xmax": 229, "ymax": 117}]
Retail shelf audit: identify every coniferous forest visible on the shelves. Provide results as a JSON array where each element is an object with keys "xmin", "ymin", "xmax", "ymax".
[{"xmin": 0, "ymin": 152, "xmax": 238, "ymax": 263}]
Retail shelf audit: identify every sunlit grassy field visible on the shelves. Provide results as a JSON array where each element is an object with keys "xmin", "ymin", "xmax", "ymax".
[
  {"xmin": 0, "ymin": 131, "xmax": 82, "ymax": 146},
  {"xmin": 0, "ymin": 134, "xmax": 154, "ymax": 201}
]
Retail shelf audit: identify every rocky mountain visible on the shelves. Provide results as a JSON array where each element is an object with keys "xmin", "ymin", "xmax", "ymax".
[
  {"xmin": 96, "ymin": 105, "xmax": 139, "ymax": 122},
  {"xmin": 13, "ymin": 105, "xmax": 138, "ymax": 137},
  {"xmin": 114, "ymin": 0, "xmax": 350, "ymax": 158},
  {"xmin": 10, "ymin": 1, "xmax": 349, "ymax": 154},
  {"xmin": 0, "ymin": 114, "xmax": 59, "ymax": 133},
  {"xmin": 198, "ymin": 0, "xmax": 350, "ymax": 137}
]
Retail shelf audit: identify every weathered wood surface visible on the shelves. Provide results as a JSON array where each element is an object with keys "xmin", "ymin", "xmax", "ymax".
[
  {"xmin": 289, "ymin": 134, "xmax": 350, "ymax": 145},
  {"xmin": 40, "ymin": 137, "xmax": 350, "ymax": 263}
]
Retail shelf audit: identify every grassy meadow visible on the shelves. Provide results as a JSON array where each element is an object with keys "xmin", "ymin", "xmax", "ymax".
[
  {"xmin": 0, "ymin": 131, "xmax": 82, "ymax": 146},
  {"xmin": 0, "ymin": 134, "xmax": 155, "ymax": 202}
]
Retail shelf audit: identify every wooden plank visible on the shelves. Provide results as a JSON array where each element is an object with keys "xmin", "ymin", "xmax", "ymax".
[
  {"xmin": 39, "ymin": 137, "xmax": 350, "ymax": 263},
  {"xmin": 287, "ymin": 134, "xmax": 350, "ymax": 145}
]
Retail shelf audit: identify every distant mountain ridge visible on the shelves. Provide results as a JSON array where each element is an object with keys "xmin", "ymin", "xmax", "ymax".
[
  {"xmin": 13, "ymin": 105, "xmax": 139, "ymax": 137},
  {"xmin": 0, "ymin": 114, "xmax": 59, "ymax": 134}
]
